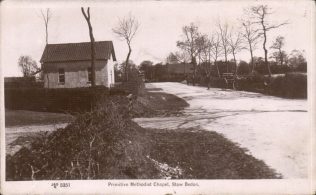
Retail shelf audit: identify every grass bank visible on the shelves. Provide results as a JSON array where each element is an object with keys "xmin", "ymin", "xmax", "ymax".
[
  {"xmin": 147, "ymin": 128, "xmax": 278, "ymax": 179},
  {"xmin": 134, "ymin": 90, "xmax": 189, "ymax": 117},
  {"xmin": 5, "ymin": 110, "xmax": 74, "ymax": 127}
]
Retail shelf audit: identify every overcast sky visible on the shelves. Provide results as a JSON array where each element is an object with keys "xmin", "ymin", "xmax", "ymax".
[{"xmin": 0, "ymin": 0, "xmax": 313, "ymax": 76}]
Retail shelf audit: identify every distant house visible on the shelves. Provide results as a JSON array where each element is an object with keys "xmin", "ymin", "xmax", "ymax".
[
  {"xmin": 40, "ymin": 41, "xmax": 116, "ymax": 88},
  {"xmin": 167, "ymin": 63, "xmax": 194, "ymax": 75}
]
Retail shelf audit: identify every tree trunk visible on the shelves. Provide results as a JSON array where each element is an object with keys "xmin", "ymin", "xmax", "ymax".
[
  {"xmin": 279, "ymin": 48, "xmax": 283, "ymax": 66},
  {"xmin": 215, "ymin": 60, "xmax": 221, "ymax": 78},
  {"xmin": 233, "ymin": 53, "xmax": 238, "ymax": 75},
  {"xmin": 207, "ymin": 74, "xmax": 210, "ymax": 90},
  {"xmin": 191, "ymin": 56, "xmax": 196, "ymax": 86},
  {"xmin": 224, "ymin": 51, "xmax": 228, "ymax": 73},
  {"xmin": 250, "ymin": 45, "xmax": 255, "ymax": 73},
  {"xmin": 81, "ymin": 8, "xmax": 96, "ymax": 87},
  {"xmin": 45, "ymin": 23, "xmax": 48, "ymax": 45},
  {"xmin": 262, "ymin": 27, "xmax": 271, "ymax": 77},
  {"xmin": 207, "ymin": 62, "xmax": 211, "ymax": 90},
  {"xmin": 88, "ymin": 25, "xmax": 96, "ymax": 87},
  {"xmin": 125, "ymin": 45, "xmax": 132, "ymax": 82}
]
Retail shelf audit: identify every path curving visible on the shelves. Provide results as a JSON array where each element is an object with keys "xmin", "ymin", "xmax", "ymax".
[{"xmin": 134, "ymin": 82, "xmax": 310, "ymax": 178}]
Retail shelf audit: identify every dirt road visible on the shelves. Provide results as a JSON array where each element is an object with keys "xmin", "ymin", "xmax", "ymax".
[
  {"xmin": 134, "ymin": 82, "xmax": 310, "ymax": 178},
  {"xmin": 6, "ymin": 123, "xmax": 68, "ymax": 155}
]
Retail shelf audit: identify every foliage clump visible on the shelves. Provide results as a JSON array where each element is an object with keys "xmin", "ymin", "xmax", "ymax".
[{"xmin": 6, "ymin": 98, "xmax": 159, "ymax": 180}]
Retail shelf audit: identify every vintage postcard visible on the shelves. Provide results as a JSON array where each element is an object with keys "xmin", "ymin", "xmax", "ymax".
[{"xmin": 1, "ymin": 0, "xmax": 315, "ymax": 194}]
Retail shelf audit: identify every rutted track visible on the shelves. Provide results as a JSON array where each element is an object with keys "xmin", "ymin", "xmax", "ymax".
[{"xmin": 6, "ymin": 123, "xmax": 68, "ymax": 156}]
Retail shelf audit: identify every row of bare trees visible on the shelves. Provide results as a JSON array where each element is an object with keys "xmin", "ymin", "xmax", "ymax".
[
  {"xmin": 169, "ymin": 5, "xmax": 288, "ymax": 86},
  {"xmin": 20, "ymin": 5, "xmax": 288, "ymax": 86}
]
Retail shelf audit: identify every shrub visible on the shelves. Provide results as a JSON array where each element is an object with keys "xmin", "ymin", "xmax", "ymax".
[
  {"xmin": 236, "ymin": 74, "xmax": 266, "ymax": 93},
  {"xmin": 113, "ymin": 70, "xmax": 145, "ymax": 96},
  {"xmin": 109, "ymin": 87, "xmax": 129, "ymax": 95},
  {"xmin": 269, "ymin": 72, "xmax": 307, "ymax": 98},
  {"xmin": 6, "ymin": 98, "xmax": 159, "ymax": 180},
  {"xmin": 209, "ymin": 77, "xmax": 227, "ymax": 88}
]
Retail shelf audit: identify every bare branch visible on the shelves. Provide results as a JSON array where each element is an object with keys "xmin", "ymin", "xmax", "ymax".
[
  {"xmin": 265, "ymin": 21, "xmax": 289, "ymax": 31},
  {"xmin": 87, "ymin": 7, "xmax": 90, "ymax": 19},
  {"xmin": 81, "ymin": 7, "xmax": 88, "ymax": 20}
]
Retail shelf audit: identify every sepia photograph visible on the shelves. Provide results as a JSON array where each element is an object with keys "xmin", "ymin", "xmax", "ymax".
[{"xmin": 0, "ymin": 0, "xmax": 315, "ymax": 194}]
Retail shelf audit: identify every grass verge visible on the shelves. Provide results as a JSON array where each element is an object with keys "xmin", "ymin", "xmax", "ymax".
[
  {"xmin": 147, "ymin": 128, "xmax": 279, "ymax": 179},
  {"xmin": 5, "ymin": 110, "xmax": 74, "ymax": 127},
  {"xmin": 134, "ymin": 91, "xmax": 189, "ymax": 117}
]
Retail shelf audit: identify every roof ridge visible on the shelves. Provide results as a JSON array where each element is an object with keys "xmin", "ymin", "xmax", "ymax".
[{"xmin": 46, "ymin": 41, "xmax": 113, "ymax": 46}]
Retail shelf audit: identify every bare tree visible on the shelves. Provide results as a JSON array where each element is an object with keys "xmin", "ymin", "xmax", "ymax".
[
  {"xmin": 288, "ymin": 49, "xmax": 306, "ymax": 71},
  {"xmin": 166, "ymin": 52, "xmax": 179, "ymax": 64},
  {"xmin": 18, "ymin": 56, "xmax": 40, "ymax": 77},
  {"xmin": 270, "ymin": 36, "xmax": 286, "ymax": 66},
  {"xmin": 241, "ymin": 20, "xmax": 261, "ymax": 73},
  {"xmin": 200, "ymin": 35, "xmax": 213, "ymax": 65},
  {"xmin": 218, "ymin": 21, "xmax": 231, "ymax": 73},
  {"xmin": 210, "ymin": 33, "xmax": 223, "ymax": 78},
  {"xmin": 112, "ymin": 14, "xmax": 139, "ymax": 82},
  {"xmin": 248, "ymin": 5, "xmax": 288, "ymax": 77},
  {"xmin": 177, "ymin": 23, "xmax": 200, "ymax": 85},
  {"xmin": 196, "ymin": 34, "xmax": 209, "ymax": 66},
  {"xmin": 40, "ymin": 8, "xmax": 52, "ymax": 45},
  {"xmin": 38, "ymin": 9, "xmax": 53, "ymax": 85},
  {"xmin": 81, "ymin": 7, "xmax": 96, "ymax": 87},
  {"xmin": 199, "ymin": 35, "xmax": 213, "ymax": 89},
  {"xmin": 228, "ymin": 30, "xmax": 243, "ymax": 75},
  {"xmin": 269, "ymin": 51, "xmax": 279, "ymax": 63},
  {"xmin": 166, "ymin": 51, "xmax": 190, "ymax": 64}
]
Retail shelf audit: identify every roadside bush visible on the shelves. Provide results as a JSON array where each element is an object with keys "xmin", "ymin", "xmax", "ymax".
[
  {"xmin": 197, "ymin": 77, "xmax": 237, "ymax": 89},
  {"xmin": 269, "ymin": 72, "xmax": 307, "ymax": 98},
  {"xmin": 113, "ymin": 69, "xmax": 145, "ymax": 96},
  {"xmin": 236, "ymin": 74, "xmax": 266, "ymax": 93},
  {"xmin": 209, "ymin": 77, "xmax": 227, "ymax": 88},
  {"xmin": 235, "ymin": 72, "xmax": 307, "ymax": 98}
]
